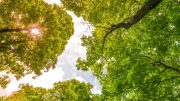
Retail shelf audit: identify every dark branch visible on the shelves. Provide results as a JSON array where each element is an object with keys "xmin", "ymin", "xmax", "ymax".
[
  {"xmin": 101, "ymin": 0, "xmax": 164, "ymax": 53},
  {"xmin": 159, "ymin": 76, "xmax": 180, "ymax": 83},
  {"xmin": 143, "ymin": 55, "xmax": 180, "ymax": 74},
  {"xmin": 154, "ymin": 61, "xmax": 180, "ymax": 74},
  {"xmin": 157, "ymin": 68, "xmax": 166, "ymax": 76},
  {"xmin": 112, "ymin": 0, "xmax": 163, "ymax": 29},
  {"xmin": 0, "ymin": 28, "xmax": 23, "ymax": 33},
  {"xmin": 152, "ymin": 76, "xmax": 180, "ymax": 89}
]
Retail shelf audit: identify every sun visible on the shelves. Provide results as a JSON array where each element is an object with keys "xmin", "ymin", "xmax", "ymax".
[{"xmin": 30, "ymin": 28, "xmax": 40, "ymax": 35}]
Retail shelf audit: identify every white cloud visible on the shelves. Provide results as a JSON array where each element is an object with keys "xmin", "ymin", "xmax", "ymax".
[
  {"xmin": 91, "ymin": 78, "xmax": 102, "ymax": 94},
  {"xmin": 74, "ymin": 76, "xmax": 86, "ymax": 83},
  {"xmin": 0, "ymin": 89, "xmax": 7, "ymax": 96},
  {"xmin": 5, "ymin": 66, "xmax": 64, "ymax": 95}
]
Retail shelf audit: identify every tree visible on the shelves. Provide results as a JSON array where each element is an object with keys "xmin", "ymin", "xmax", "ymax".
[
  {"xmin": 48, "ymin": 79, "xmax": 92, "ymax": 101},
  {"xmin": 3, "ymin": 79, "xmax": 92, "ymax": 101},
  {"xmin": 62, "ymin": 0, "xmax": 180, "ymax": 100},
  {"xmin": 0, "ymin": 0, "xmax": 73, "ymax": 88}
]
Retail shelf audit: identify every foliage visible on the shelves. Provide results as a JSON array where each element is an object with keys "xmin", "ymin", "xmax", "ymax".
[
  {"xmin": 62, "ymin": 0, "xmax": 180, "ymax": 100},
  {"xmin": 0, "ymin": 0, "xmax": 73, "ymax": 88},
  {"xmin": 0, "ymin": 76, "xmax": 9, "ymax": 88},
  {"xmin": 3, "ymin": 79, "xmax": 92, "ymax": 101},
  {"xmin": 0, "ymin": 0, "xmax": 180, "ymax": 100}
]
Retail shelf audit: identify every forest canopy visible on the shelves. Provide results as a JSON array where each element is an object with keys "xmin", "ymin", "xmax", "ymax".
[
  {"xmin": 0, "ymin": 0, "xmax": 73, "ymax": 88},
  {"xmin": 63, "ymin": 0, "xmax": 180, "ymax": 100},
  {"xmin": 1, "ymin": 0, "xmax": 180, "ymax": 100},
  {"xmin": 2, "ymin": 79, "xmax": 93, "ymax": 101}
]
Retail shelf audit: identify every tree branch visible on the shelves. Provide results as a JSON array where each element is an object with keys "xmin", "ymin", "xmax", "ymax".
[
  {"xmin": 143, "ymin": 55, "xmax": 180, "ymax": 74},
  {"xmin": 101, "ymin": 0, "xmax": 164, "ymax": 53},
  {"xmin": 0, "ymin": 28, "xmax": 23, "ymax": 33},
  {"xmin": 112, "ymin": 0, "xmax": 163, "ymax": 30},
  {"xmin": 159, "ymin": 76, "xmax": 180, "ymax": 83},
  {"xmin": 154, "ymin": 61, "xmax": 180, "ymax": 74},
  {"xmin": 157, "ymin": 68, "xmax": 166, "ymax": 76},
  {"xmin": 152, "ymin": 75, "xmax": 180, "ymax": 90}
]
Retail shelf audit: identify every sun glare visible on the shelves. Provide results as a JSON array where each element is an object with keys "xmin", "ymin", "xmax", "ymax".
[{"xmin": 30, "ymin": 28, "xmax": 40, "ymax": 35}]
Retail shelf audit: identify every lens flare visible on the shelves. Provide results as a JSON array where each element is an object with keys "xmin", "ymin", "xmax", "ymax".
[{"xmin": 30, "ymin": 28, "xmax": 40, "ymax": 35}]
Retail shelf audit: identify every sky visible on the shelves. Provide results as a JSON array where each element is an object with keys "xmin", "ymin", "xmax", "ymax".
[{"xmin": 0, "ymin": 0, "xmax": 101, "ymax": 96}]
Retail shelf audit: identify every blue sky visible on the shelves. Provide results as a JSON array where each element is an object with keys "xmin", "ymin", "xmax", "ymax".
[{"xmin": 0, "ymin": 0, "xmax": 101, "ymax": 96}]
